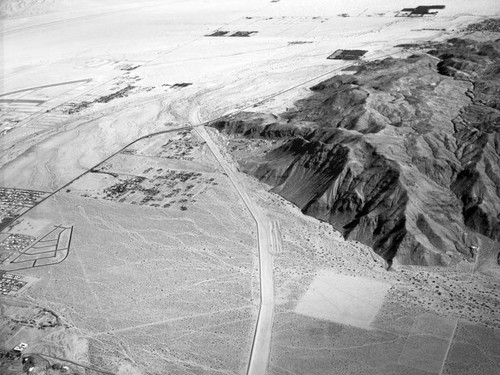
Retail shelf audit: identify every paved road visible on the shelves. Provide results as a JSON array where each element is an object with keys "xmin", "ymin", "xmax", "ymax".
[
  {"xmin": 7, "ymin": 127, "xmax": 191, "ymax": 225},
  {"xmin": 194, "ymin": 126, "xmax": 275, "ymax": 375}
]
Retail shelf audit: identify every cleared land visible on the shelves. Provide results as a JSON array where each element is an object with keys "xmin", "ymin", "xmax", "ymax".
[{"xmin": 295, "ymin": 272, "xmax": 391, "ymax": 329}]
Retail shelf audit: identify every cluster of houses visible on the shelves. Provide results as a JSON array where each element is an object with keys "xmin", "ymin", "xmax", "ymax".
[{"xmin": 0, "ymin": 272, "xmax": 27, "ymax": 295}]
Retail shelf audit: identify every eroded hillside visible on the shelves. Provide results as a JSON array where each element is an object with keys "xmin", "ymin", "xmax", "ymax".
[{"xmin": 211, "ymin": 36, "xmax": 500, "ymax": 266}]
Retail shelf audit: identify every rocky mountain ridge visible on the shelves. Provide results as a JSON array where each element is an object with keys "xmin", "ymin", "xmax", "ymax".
[{"xmin": 211, "ymin": 35, "xmax": 500, "ymax": 266}]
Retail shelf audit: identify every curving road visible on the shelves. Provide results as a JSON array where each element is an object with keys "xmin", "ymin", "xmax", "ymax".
[{"xmin": 194, "ymin": 126, "xmax": 275, "ymax": 375}]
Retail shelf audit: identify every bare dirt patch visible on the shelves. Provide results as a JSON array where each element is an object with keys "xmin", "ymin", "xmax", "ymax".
[{"xmin": 295, "ymin": 270, "xmax": 391, "ymax": 329}]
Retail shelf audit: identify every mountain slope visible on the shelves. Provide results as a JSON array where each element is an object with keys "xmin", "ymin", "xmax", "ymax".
[{"xmin": 211, "ymin": 37, "xmax": 500, "ymax": 266}]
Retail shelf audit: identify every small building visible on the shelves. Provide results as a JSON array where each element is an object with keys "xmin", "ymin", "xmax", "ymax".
[{"xmin": 14, "ymin": 343, "xmax": 28, "ymax": 352}]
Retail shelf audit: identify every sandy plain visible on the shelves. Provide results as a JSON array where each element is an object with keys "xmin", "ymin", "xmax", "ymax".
[
  {"xmin": 1, "ymin": 0, "xmax": 500, "ymax": 374},
  {"xmin": 2, "ymin": 128, "xmax": 259, "ymax": 374}
]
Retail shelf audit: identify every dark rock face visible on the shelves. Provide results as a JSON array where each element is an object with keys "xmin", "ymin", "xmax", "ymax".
[{"xmin": 211, "ymin": 37, "xmax": 500, "ymax": 266}]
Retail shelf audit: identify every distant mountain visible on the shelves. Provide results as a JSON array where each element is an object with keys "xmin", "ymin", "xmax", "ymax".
[
  {"xmin": 211, "ymin": 36, "xmax": 500, "ymax": 266},
  {"xmin": 0, "ymin": 0, "xmax": 62, "ymax": 18}
]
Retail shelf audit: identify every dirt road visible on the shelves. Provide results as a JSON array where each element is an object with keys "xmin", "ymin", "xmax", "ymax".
[{"xmin": 194, "ymin": 126, "xmax": 275, "ymax": 375}]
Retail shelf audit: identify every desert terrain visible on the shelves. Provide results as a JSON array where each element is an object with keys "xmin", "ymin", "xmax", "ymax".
[{"xmin": 1, "ymin": 0, "xmax": 500, "ymax": 374}]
